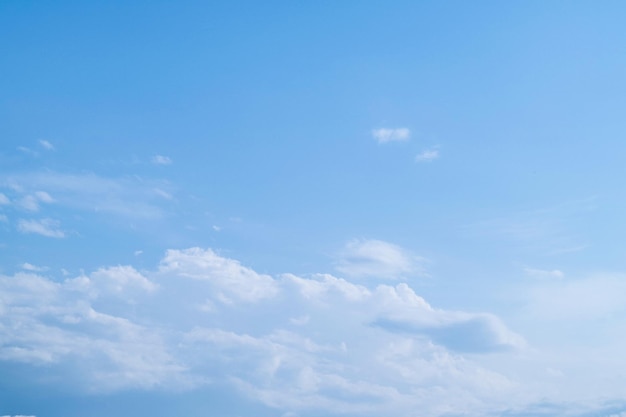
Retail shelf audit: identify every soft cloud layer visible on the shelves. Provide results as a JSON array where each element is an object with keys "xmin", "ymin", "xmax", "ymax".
[
  {"xmin": 0, "ymin": 247, "xmax": 525, "ymax": 417},
  {"xmin": 335, "ymin": 239, "xmax": 424, "ymax": 279},
  {"xmin": 372, "ymin": 128, "xmax": 410, "ymax": 143}
]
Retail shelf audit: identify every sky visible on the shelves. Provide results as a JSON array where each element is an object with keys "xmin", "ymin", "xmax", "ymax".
[{"xmin": 2, "ymin": 1, "xmax": 626, "ymax": 416}]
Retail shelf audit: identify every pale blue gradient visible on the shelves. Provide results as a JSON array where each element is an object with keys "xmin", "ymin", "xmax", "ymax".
[{"xmin": 2, "ymin": 1, "xmax": 626, "ymax": 416}]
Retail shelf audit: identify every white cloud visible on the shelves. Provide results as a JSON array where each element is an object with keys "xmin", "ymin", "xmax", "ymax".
[
  {"xmin": 0, "ymin": 214, "xmax": 7, "ymax": 222},
  {"xmin": 21, "ymin": 262, "xmax": 48, "ymax": 272},
  {"xmin": 17, "ymin": 191, "xmax": 54, "ymax": 212},
  {"xmin": 372, "ymin": 128, "xmax": 410, "ymax": 143},
  {"xmin": 335, "ymin": 239, "xmax": 424, "ymax": 279},
  {"xmin": 158, "ymin": 247, "xmax": 279, "ymax": 302},
  {"xmin": 415, "ymin": 149, "xmax": 439, "ymax": 162},
  {"xmin": 0, "ymin": 193, "xmax": 9, "ymax": 205},
  {"xmin": 17, "ymin": 218, "xmax": 65, "ymax": 238},
  {"xmin": 39, "ymin": 139, "xmax": 54, "ymax": 150},
  {"xmin": 152, "ymin": 155, "xmax": 172, "ymax": 165},
  {"xmin": 0, "ymin": 247, "xmax": 525, "ymax": 417}
]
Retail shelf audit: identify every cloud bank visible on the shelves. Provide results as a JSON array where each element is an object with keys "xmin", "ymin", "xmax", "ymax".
[{"xmin": 0, "ymin": 246, "xmax": 525, "ymax": 417}]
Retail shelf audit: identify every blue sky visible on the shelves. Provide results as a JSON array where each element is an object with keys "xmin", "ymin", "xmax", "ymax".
[{"xmin": 3, "ymin": 1, "xmax": 626, "ymax": 416}]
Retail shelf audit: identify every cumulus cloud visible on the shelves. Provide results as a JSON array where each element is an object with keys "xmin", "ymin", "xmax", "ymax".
[
  {"xmin": 152, "ymin": 155, "xmax": 172, "ymax": 165},
  {"xmin": 335, "ymin": 239, "xmax": 424, "ymax": 279},
  {"xmin": 158, "ymin": 247, "xmax": 278, "ymax": 302},
  {"xmin": 17, "ymin": 218, "xmax": 65, "ymax": 238},
  {"xmin": 415, "ymin": 149, "xmax": 439, "ymax": 162},
  {"xmin": 372, "ymin": 128, "xmax": 410, "ymax": 143},
  {"xmin": 0, "ymin": 248, "xmax": 524, "ymax": 417}
]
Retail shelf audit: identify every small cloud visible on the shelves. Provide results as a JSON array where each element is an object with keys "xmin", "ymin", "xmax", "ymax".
[
  {"xmin": 21, "ymin": 262, "xmax": 48, "ymax": 272},
  {"xmin": 34, "ymin": 191, "xmax": 54, "ymax": 203},
  {"xmin": 212, "ymin": 225, "xmax": 221, "ymax": 232},
  {"xmin": 0, "ymin": 193, "xmax": 9, "ymax": 205},
  {"xmin": 152, "ymin": 155, "xmax": 172, "ymax": 165},
  {"xmin": 335, "ymin": 239, "xmax": 425, "ymax": 279},
  {"xmin": 17, "ymin": 191, "xmax": 54, "ymax": 212},
  {"xmin": 39, "ymin": 140, "xmax": 54, "ymax": 150},
  {"xmin": 153, "ymin": 188, "xmax": 173, "ymax": 200},
  {"xmin": 371, "ymin": 128, "xmax": 410, "ymax": 144},
  {"xmin": 17, "ymin": 218, "xmax": 66, "ymax": 238},
  {"xmin": 0, "ymin": 214, "xmax": 7, "ymax": 222},
  {"xmin": 290, "ymin": 315, "xmax": 310, "ymax": 326},
  {"xmin": 415, "ymin": 149, "xmax": 439, "ymax": 162},
  {"xmin": 524, "ymin": 267, "xmax": 564, "ymax": 279},
  {"xmin": 134, "ymin": 250, "xmax": 143, "ymax": 256}
]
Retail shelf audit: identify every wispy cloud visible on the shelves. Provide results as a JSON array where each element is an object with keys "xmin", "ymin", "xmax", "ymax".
[
  {"xmin": 0, "ymin": 193, "xmax": 9, "ymax": 205},
  {"xmin": 17, "ymin": 191, "xmax": 54, "ymax": 212},
  {"xmin": 371, "ymin": 128, "xmax": 410, "ymax": 144},
  {"xmin": 39, "ymin": 140, "xmax": 54, "ymax": 150},
  {"xmin": 17, "ymin": 218, "xmax": 65, "ymax": 238},
  {"xmin": 152, "ymin": 155, "xmax": 172, "ymax": 165},
  {"xmin": 21, "ymin": 262, "xmax": 49, "ymax": 272},
  {"xmin": 523, "ymin": 267, "xmax": 564, "ymax": 279},
  {"xmin": 1, "ymin": 171, "xmax": 175, "ymax": 220},
  {"xmin": 335, "ymin": 239, "xmax": 426, "ymax": 279},
  {"xmin": 415, "ymin": 149, "xmax": 439, "ymax": 162}
]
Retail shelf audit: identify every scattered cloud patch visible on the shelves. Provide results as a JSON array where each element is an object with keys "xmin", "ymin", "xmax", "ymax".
[
  {"xmin": 0, "ymin": 193, "xmax": 9, "ymax": 205},
  {"xmin": 0, "ymin": 214, "xmax": 7, "ymax": 222},
  {"xmin": 152, "ymin": 155, "xmax": 172, "ymax": 165},
  {"xmin": 1, "ymin": 171, "xmax": 174, "ymax": 220},
  {"xmin": 335, "ymin": 239, "xmax": 424, "ymax": 279},
  {"xmin": 372, "ymin": 128, "xmax": 410, "ymax": 144},
  {"xmin": 17, "ymin": 218, "xmax": 65, "ymax": 238},
  {"xmin": 415, "ymin": 149, "xmax": 439, "ymax": 162},
  {"xmin": 39, "ymin": 139, "xmax": 54, "ymax": 150},
  {"xmin": 17, "ymin": 191, "xmax": 54, "ymax": 212}
]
